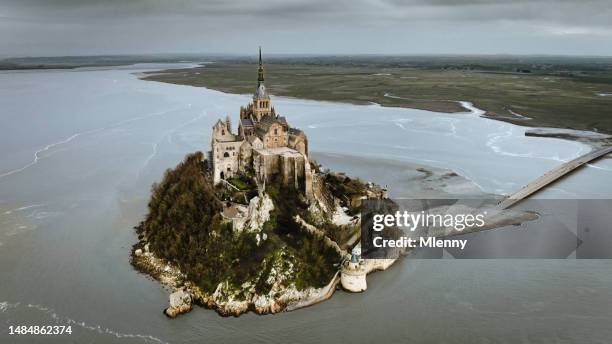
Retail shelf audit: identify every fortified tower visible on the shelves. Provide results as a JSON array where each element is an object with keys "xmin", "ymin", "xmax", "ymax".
[{"xmin": 340, "ymin": 244, "xmax": 367, "ymax": 292}]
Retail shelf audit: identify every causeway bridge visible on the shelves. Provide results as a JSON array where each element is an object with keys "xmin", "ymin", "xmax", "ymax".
[{"xmin": 498, "ymin": 145, "xmax": 612, "ymax": 209}]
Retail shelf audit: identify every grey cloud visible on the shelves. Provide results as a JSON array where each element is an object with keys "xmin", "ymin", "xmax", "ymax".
[
  {"xmin": 1, "ymin": 0, "xmax": 611, "ymax": 56},
  {"xmin": 2, "ymin": 0, "xmax": 611, "ymax": 26}
]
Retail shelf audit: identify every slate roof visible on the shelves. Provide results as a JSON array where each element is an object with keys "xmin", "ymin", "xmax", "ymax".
[
  {"xmin": 258, "ymin": 115, "xmax": 278, "ymax": 130},
  {"xmin": 259, "ymin": 115, "xmax": 287, "ymax": 129},
  {"xmin": 255, "ymin": 128, "xmax": 268, "ymax": 137}
]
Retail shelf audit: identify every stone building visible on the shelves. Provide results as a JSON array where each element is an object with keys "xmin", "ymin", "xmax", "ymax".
[
  {"xmin": 209, "ymin": 48, "xmax": 311, "ymax": 195},
  {"xmin": 340, "ymin": 245, "xmax": 367, "ymax": 292}
]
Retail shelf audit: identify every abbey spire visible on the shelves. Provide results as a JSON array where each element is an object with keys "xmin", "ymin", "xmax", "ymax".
[
  {"xmin": 253, "ymin": 47, "xmax": 271, "ymax": 119},
  {"xmin": 257, "ymin": 46, "xmax": 265, "ymax": 86}
]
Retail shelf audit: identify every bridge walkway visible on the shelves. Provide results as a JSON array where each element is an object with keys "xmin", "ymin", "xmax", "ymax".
[{"xmin": 498, "ymin": 146, "xmax": 612, "ymax": 209}]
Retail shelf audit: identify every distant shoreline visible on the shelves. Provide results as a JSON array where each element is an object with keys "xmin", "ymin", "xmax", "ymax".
[
  {"xmin": 4, "ymin": 56, "xmax": 611, "ymax": 137},
  {"xmin": 137, "ymin": 60, "xmax": 612, "ymax": 136},
  {"xmin": 4, "ymin": 59, "xmax": 610, "ymax": 145}
]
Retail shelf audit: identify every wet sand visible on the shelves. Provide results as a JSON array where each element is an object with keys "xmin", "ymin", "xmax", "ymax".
[{"xmin": 1, "ymin": 64, "xmax": 612, "ymax": 343}]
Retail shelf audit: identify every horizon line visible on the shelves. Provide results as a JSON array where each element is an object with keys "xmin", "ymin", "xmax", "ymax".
[{"xmin": 4, "ymin": 52, "xmax": 612, "ymax": 60}]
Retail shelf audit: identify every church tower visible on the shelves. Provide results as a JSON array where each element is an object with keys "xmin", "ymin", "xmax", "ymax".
[
  {"xmin": 253, "ymin": 47, "xmax": 272, "ymax": 121},
  {"xmin": 257, "ymin": 47, "xmax": 265, "ymax": 88}
]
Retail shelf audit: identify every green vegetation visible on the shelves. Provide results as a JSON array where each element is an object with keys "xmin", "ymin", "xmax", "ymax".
[
  {"xmin": 135, "ymin": 151, "xmax": 339, "ymax": 295},
  {"xmin": 227, "ymin": 177, "xmax": 250, "ymax": 190},
  {"xmin": 324, "ymin": 173, "xmax": 367, "ymax": 215},
  {"xmin": 135, "ymin": 151, "xmax": 246, "ymax": 292},
  {"xmin": 265, "ymin": 181, "xmax": 340, "ymax": 289},
  {"xmin": 142, "ymin": 56, "xmax": 612, "ymax": 134},
  {"xmin": 6, "ymin": 54, "xmax": 611, "ymax": 133}
]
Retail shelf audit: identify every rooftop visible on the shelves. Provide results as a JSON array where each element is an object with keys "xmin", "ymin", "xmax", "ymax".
[{"xmin": 254, "ymin": 146, "xmax": 302, "ymax": 157}]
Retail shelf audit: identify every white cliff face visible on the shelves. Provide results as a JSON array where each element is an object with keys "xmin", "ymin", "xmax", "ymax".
[
  {"xmin": 201, "ymin": 207, "xmax": 355, "ymax": 316},
  {"xmin": 304, "ymin": 174, "xmax": 337, "ymax": 226},
  {"xmin": 307, "ymin": 201, "xmax": 328, "ymax": 226},
  {"xmin": 264, "ymin": 249, "xmax": 296, "ymax": 286},
  {"xmin": 332, "ymin": 205, "xmax": 355, "ymax": 226},
  {"xmin": 200, "ymin": 247, "xmax": 310, "ymax": 315},
  {"xmin": 209, "ymin": 282, "xmax": 250, "ymax": 315},
  {"xmin": 233, "ymin": 194, "xmax": 274, "ymax": 235}
]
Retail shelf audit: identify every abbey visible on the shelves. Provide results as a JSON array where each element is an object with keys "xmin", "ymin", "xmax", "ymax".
[{"xmin": 209, "ymin": 49, "xmax": 311, "ymax": 194}]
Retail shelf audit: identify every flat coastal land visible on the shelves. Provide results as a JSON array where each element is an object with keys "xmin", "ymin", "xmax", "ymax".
[{"xmin": 140, "ymin": 56, "xmax": 612, "ymax": 134}]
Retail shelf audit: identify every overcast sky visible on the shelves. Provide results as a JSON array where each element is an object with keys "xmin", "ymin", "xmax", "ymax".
[{"xmin": 1, "ymin": 0, "xmax": 611, "ymax": 57}]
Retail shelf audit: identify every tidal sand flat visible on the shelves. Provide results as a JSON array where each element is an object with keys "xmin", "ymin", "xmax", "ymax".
[
  {"xmin": 142, "ymin": 57, "xmax": 612, "ymax": 134},
  {"xmin": 311, "ymin": 152, "xmax": 486, "ymax": 199},
  {"xmin": 1, "ymin": 64, "xmax": 612, "ymax": 343}
]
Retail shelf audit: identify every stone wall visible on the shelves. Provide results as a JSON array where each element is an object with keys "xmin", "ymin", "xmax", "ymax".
[
  {"xmin": 288, "ymin": 133, "xmax": 308, "ymax": 156},
  {"xmin": 262, "ymin": 122, "xmax": 287, "ymax": 148},
  {"xmin": 311, "ymin": 173, "xmax": 335, "ymax": 214},
  {"xmin": 304, "ymin": 161, "xmax": 314, "ymax": 200},
  {"xmin": 212, "ymin": 140, "xmax": 244, "ymax": 184},
  {"xmin": 253, "ymin": 149, "xmax": 312, "ymax": 194},
  {"xmin": 340, "ymin": 264, "xmax": 367, "ymax": 292}
]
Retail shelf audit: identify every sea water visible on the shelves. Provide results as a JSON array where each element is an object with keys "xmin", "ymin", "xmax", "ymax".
[{"xmin": 1, "ymin": 64, "xmax": 611, "ymax": 343}]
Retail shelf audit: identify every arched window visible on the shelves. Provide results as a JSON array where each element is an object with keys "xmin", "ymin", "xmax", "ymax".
[
  {"xmin": 274, "ymin": 128, "xmax": 278, "ymax": 135},
  {"xmin": 222, "ymin": 130, "xmax": 225, "ymax": 135},
  {"xmin": 223, "ymin": 152, "xmax": 230, "ymax": 158}
]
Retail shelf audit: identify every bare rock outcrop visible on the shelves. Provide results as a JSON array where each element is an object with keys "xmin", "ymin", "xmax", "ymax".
[
  {"xmin": 164, "ymin": 290, "xmax": 193, "ymax": 318},
  {"xmin": 233, "ymin": 194, "xmax": 274, "ymax": 235}
]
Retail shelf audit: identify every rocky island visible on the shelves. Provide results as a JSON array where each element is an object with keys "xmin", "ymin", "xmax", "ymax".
[
  {"xmin": 130, "ymin": 50, "xmax": 543, "ymax": 318},
  {"xmin": 131, "ymin": 50, "xmax": 387, "ymax": 317}
]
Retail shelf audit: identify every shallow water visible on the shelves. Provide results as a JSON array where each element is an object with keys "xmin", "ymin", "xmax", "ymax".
[{"xmin": 1, "ymin": 64, "xmax": 611, "ymax": 343}]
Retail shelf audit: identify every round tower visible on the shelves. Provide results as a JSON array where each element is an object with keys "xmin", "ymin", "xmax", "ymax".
[{"xmin": 341, "ymin": 244, "xmax": 367, "ymax": 292}]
